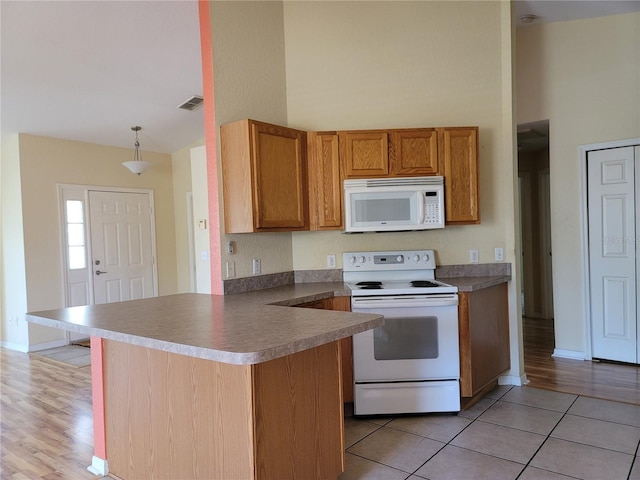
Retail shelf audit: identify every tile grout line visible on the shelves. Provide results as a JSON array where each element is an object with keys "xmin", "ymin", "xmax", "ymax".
[
  {"xmin": 512, "ymin": 392, "xmax": 580, "ymax": 479},
  {"xmin": 344, "ymin": 387, "xmax": 640, "ymax": 479}
]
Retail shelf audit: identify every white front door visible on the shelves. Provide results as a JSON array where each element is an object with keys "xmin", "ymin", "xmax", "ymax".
[
  {"xmin": 587, "ymin": 146, "xmax": 637, "ymax": 363},
  {"xmin": 89, "ymin": 191, "xmax": 155, "ymax": 304}
]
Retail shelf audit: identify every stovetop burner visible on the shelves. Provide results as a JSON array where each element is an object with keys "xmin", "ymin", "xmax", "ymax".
[
  {"xmin": 356, "ymin": 281, "xmax": 382, "ymax": 286},
  {"xmin": 410, "ymin": 280, "xmax": 439, "ymax": 288}
]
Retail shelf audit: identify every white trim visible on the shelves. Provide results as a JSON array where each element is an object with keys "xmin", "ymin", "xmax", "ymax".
[
  {"xmin": 87, "ymin": 456, "xmax": 109, "ymax": 476},
  {"xmin": 498, "ymin": 373, "xmax": 529, "ymax": 386},
  {"xmin": 28, "ymin": 338, "xmax": 68, "ymax": 352},
  {"xmin": 579, "ymin": 138, "xmax": 640, "ymax": 361},
  {"xmin": 186, "ymin": 192, "xmax": 196, "ymax": 292},
  {"xmin": 0, "ymin": 341, "xmax": 29, "ymax": 352},
  {"xmin": 552, "ymin": 348, "xmax": 586, "ymax": 361}
]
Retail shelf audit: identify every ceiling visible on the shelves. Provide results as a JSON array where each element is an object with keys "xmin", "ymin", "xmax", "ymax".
[
  {"xmin": 1, "ymin": 1, "xmax": 203, "ymax": 154},
  {"xmin": 2, "ymin": 1, "xmax": 638, "ymax": 155}
]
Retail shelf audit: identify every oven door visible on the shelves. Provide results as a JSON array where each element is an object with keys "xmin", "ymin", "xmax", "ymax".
[{"xmin": 351, "ymin": 294, "xmax": 459, "ymax": 382}]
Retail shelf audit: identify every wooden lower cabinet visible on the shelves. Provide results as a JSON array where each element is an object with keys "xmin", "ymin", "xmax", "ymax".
[
  {"xmin": 458, "ymin": 283, "xmax": 510, "ymax": 398},
  {"xmin": 103, "ymin": 339, "xmax": 344, "ymax": 479}
]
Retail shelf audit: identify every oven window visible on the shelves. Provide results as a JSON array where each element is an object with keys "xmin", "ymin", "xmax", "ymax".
[{"xmin": 373, "ymin": 316, "xmax": 438, "ymax": 360}]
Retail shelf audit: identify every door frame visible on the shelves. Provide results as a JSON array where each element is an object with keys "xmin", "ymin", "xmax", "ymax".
[
  {"xmin": 579, "ymin": 138, "xmax": 640, "ymax": 360},
  {"xmin": 58, "ymin": 184, "xmax": 159, "ymax": 316}
]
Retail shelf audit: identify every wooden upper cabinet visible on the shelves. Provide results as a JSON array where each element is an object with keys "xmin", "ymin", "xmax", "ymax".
[
  {"xmin": 439, "ymin": 127, "xmax": 480, "ymax": 225},
  {"xmin": 390, "ymin": 129, "xmax": 439, "ymax": 176},
  {"xmin": 307, "ymin": 132, "xmax": 343, "ymax": 230},
  {"xmin": 341, "ymin": 128, "xmax": 439, "ymax": 179},
  {"xmin": 221, "ymin": 119, "xmax": 309, "ymax": 233},
  {"xmin": 340, "ymin": 131, "xmax": 389, "ymax": 178}
]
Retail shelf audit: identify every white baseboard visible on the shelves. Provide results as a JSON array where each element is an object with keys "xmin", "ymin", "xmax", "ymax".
[
  {"xmin": 87, "ymin": 456, "xmax": 108, "ymax": 476},
  {"xmin": 552, "ymin": 349, "xmax": 586, "ymax": 360},
  {"xmin": 0, "ymin": 341, "xmax": 29, "ymax": 353},
  {"xmin": 28, "ymin": 338, "xmax": 68, "ymax": 353},
  {"xmin": 498, "ymin": 373, "xmax": 529, "ymax": 386}
]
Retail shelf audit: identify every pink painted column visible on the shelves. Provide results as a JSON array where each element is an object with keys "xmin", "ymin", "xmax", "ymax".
[{"xmin": 198, "ymin": 0, "xmax": 223, "ymax": 295}]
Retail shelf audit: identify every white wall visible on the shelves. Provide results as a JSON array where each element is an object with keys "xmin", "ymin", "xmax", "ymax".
[
  {"xmin": 284, "ymin": 1, "xmax": 516, "ymax": 269},
  {"xmin": 9, "ymin": 134, "xmax": 178, "ymax": 350},
  {"xmin": 206, "ymin": 1, "xmax": 524, "ymax": 382},
  {"xmin": 209, "ymin": 1, "xmax": 294, "ymax": 279},
  {"xmin": 171, "ymin": 138, "xmax": 203, "ymax": 293},
  {"xmin": 1, "ymin": 135, "xmax": 29, "ymax": 350},
  {"xmin": 517, "ymin": 13, "xmax": 640, "ymax": 355}
]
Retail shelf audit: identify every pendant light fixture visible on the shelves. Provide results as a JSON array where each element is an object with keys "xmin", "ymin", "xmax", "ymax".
[{"xmin": 122, "ymin": 126, "xmax": 151, "ymax": 175}]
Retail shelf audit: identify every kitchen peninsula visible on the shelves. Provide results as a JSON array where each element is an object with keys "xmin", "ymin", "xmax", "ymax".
[{"xmin": 26, "ymin": 287, "xmax": 383, "ymax": 480}]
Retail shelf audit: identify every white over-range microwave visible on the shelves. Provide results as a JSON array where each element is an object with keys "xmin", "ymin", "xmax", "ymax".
[{"xmin": 344, "ymin": 176, "xmax": 445, "ymax": 233}]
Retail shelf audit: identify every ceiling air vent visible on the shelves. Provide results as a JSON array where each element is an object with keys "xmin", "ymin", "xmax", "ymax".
[{"xmin": 178, "ymin": 95, "xmax": 204, "ymax": 111}]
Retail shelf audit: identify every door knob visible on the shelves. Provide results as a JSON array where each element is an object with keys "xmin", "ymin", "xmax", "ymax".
[{"xmin": 95, "ymin": 270, "xmax": 108, "ymax": 276}]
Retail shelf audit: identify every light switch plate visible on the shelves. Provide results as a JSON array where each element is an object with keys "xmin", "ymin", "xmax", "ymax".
[
  {"xmin": 252, "ymin": 258, "xmax": 261, "ymax": 275},
  {"xmin": 225, "ymin": 261, "xmax": 236, "ymax": 278}
]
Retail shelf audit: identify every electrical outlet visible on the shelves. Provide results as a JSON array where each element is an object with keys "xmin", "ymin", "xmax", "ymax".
[
  {"xmin": 495, "ymin": 247, "xmax": 504, "ymax": 262},
  {"xmin": 470, "ymin": 249, "xmax": 479, "ymax": 264},
  {"xmin": 327, "ymin": 254, "xmax": 336, "ymax": 269},
  {"xmin": 252, "ymin": 258, "xmax": 261, "ymax": 275},
  {"xmin": 225, "ymin": 261, "xmax": 236, "ymax": 278}
]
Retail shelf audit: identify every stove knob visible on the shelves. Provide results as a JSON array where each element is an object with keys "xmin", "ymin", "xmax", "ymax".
[
  {"xmin": 348, "ymin": 256, "xmax": 356, "ymax": 264},
  {"xmin": 412, "ymin": 254, "xmax": 420, "ymax": 262},
  {"xmin": 396, "ymin": 255, "xmax": 403, "ymax": 263},
  {"xmin": 423, "ymin": 254, "xmax": 430, "ymax": 262},
  {"xmin": 358, "ymin": 256, "xmax": 366, "ymax": 264}
]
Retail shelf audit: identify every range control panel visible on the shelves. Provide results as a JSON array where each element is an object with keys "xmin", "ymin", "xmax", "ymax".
[{"xmin": 343, "ymin": 250, "xmax": 436, "ymax": 271}]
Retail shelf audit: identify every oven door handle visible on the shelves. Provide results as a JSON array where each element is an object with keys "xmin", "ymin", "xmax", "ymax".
[{"xmin": 352, "ymin": 295, "xmax": 458, "ymax": 309}]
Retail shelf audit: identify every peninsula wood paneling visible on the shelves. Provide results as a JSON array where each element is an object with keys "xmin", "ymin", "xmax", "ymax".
[
  {"xmin": 103, "ymin": 338, "xmax": 344, "ymax": 479},
  {"xmin": 253, "ymin": 341, "xmax": 344, "ymax": 479},
  {"xmin": 104, "ymin": 340, "xmax": 255, "ymax": 480}
]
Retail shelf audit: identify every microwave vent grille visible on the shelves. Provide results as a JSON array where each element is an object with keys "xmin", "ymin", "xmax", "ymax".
[{"xmin": 345, "ymin": 176, "xmax": 443, "ymax": 188}]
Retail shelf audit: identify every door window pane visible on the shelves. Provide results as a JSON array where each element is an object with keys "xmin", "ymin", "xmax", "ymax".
[
  {"xmin": 65, "ymin": 200, "xmax": 86, "ymax": 270},
  {"xmin": 66, "ymin": 200, "xmax": 84, "ymax": 223}
]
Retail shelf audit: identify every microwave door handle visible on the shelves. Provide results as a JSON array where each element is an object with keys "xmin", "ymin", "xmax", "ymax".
[{"xmin": 418, "ymin": 193, "xmax": 425, "ymax": 224}]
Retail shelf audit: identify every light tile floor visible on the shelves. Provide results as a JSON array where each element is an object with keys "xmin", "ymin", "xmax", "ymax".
[{"xmin": 340, "ymin": 386, "xmax": 640, "ymax": 480}]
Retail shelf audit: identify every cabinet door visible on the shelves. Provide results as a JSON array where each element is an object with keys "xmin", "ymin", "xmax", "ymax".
[
  {"xmin": 340, "ymin": 131, "xmax": 389, "ymax": 178},
  {"xmin": 251, "ymin": 121, "xmax": 309, "ymax": 230},
  {"xmin": 439, "ymin": 127, "xmax": 480, "ymax": 224},
  {"xmin": 390, "ymin": 129, "xmax": 438, "ymax": 176},
  {"xmin": 308, "ymin": 132, "xmax": 343, "ymax": 230}
]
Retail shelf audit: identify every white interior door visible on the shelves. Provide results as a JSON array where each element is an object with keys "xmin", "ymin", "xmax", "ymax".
[
  {"xmin": 89, "ymin": 191, "xmax": 155, "ymax": 304},
  {"xmin": 588, "ymin": 146, "xmax": 637, "ymax": 363}
]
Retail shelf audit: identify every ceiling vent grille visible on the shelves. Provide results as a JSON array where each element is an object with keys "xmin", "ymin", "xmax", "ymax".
[{"xmin": 178, "ymin": 95, "xmax": 204, "ymax": 111}]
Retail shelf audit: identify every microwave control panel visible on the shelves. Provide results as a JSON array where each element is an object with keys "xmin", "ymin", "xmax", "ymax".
[{"xmin": 423, "ymin": 191, "xmax": 442, "ymax": 224}]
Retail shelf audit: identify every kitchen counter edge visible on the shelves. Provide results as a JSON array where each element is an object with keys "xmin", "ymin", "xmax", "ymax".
[{"xmin": 26, "ymin": 285, "xmax": 382, "ymax": 366}]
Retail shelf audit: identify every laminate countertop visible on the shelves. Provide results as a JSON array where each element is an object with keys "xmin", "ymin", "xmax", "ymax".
[
  {"xmin": 26, "ymin": 283, "xmax": 382, "ymax": 366},
  {"xmin": 439, "ymin": 275, "xmax": 511, "ymax": 292}
]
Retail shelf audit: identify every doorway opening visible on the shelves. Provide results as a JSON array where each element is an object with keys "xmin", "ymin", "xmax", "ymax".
[{"xmin": 517, "ymin": 120, "xmax": 554, "ymax": 328}]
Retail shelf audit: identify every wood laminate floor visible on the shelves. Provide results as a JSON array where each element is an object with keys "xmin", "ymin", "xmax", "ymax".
[{"xmin": 523, "ymin": 316, "xmax": 640, "ymax": 405}]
